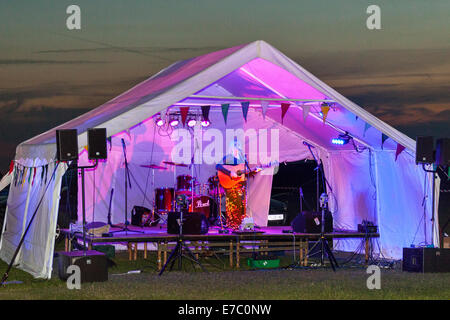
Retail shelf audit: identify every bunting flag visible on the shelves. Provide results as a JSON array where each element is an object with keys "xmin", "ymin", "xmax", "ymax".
[
  {"xmin": 201, "ymin": 105, "xmax": 210, "ymax": 122},
  {"xmin": 241, "ymin": 101, "xmax": 250, "ymax": 122},
  {"xmin": 8, "ymin": 160, "xmax": 14, "ymax": 174},
  {"xmin": 363, "ymin": 123, "xmax": 371, "ymax": 137},
  {"xmin": 281, "ymin": 103, "xmax": 290, "ymax": 124},
  {"xmin": 180, "ymin": 106, "xmax": 189, "ymax": 126},
  {"xmin": 302, "ymin": 104, "xmax": 311, "ymax": 121},
  {"xmin": 321, "ymin": 104, "xmax": 330, "ymax": 124},
  {"xmin": 381, "ymin": 133, "xmax": 389, "ymax": 149},
  {"xmin": 221, "ymin": 104, "xmax": 230, "ymax": 124},
  {"xmin": 261, "ymin": 101, "xmax": 269, "ymax": 120},
  {"xmin": 31, "ymin": 167, "xmax": 37, "ymax": 186},
  {"xmin": 395, "ymin": 144, "xmax": 406, "ymax": 161}
]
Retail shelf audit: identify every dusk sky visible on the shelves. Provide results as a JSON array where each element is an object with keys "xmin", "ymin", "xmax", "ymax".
[{"xmin": 1, "ymin": 0, "xmax": 449, "ymax": 172}]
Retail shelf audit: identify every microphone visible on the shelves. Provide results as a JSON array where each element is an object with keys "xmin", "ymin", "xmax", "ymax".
[{"xmin": 303, "ymin": 141, "xmax": 315, "ymax": 148}]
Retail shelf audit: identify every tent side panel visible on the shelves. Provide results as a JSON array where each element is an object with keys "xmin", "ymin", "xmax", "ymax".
[
  {"xmin": 375, "ymin": 151, "xmax": 433, "ymax": 259},
  {"xmin": 0, "ymin": 162, "xmax": 66, "ymax": 278},
  {"xmin": 327, "ymin": 150, "xmax": 378, "ymax": 254}
]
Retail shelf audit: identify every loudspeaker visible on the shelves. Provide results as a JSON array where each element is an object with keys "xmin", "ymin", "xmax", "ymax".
[
  {"xmin": 436, "ymin": 138, "xmax": 450, "ymax": 166},
  {"xmin": 58, "ymin": 250, "xmax": 108, "ymax": 283},
  {"xmin": 87, "ymin": 128, "xmax": 107, "ymax": 160},
  {"xmin": 402, "ymin": 247, "xmax": 450, "ymax": 273},
  {"xmin": 291, "ymin": 211, "xmax": 333, "ymax": 233},
  {"xmin": 131, "ymin": 206, "xmax": 158, "ymax": 227},
  {"xmin": 56, "ymin": 129, "xmax": 78, "ymax": 162},
  {"xmin": 415, "ymin": 136, "xmax": 434, "ymax": 164},
  {"xmin": 167, "ymin": 211, "xmax": 209, "ymax": 235}
]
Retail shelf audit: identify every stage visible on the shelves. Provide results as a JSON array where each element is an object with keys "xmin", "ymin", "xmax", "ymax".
[{"xmin": 61, "ymin": 225, "xmax": 379, "ymax": 270}]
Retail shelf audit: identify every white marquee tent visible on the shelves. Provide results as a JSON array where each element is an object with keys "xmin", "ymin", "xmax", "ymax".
[{"xmin": 0, "ymin": 41, "xmax": 440, "ymax": 278}]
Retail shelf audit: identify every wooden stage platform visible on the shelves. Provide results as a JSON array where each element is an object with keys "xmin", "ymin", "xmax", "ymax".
[{"xmin": 61, "ymin": 225, "xmax": 379, "ymax": 270}]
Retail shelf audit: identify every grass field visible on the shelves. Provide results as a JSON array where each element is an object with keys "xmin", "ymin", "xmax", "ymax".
[{"xmin": 0, "ymin": 247, "xmax": 449, "ymax": 300}]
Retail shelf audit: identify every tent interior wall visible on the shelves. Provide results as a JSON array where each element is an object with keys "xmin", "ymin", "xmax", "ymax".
[{"xmin": 0, "ymin": 41, "xmax": 439, "ymax": 279}]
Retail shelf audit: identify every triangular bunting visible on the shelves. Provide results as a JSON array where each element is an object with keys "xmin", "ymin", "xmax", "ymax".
[
  {"xmin": 241, "ymin": 102, "xmax": 250, "ymax": 122},
  {"xmin": 381, "ymin": 133, "xmax": 389, "ymax": 149},
  {"xmin": 201, "ymin": 105, "xmax": 210, "ymax": 122},
  {"xmin": 221, "ymin": 104, "xmax": 229, "ymax": 124},
  {"xmin": 395, "ymin": 144, "xmax": 406, "ymax": 161},
  {"xmin": 281, "ymin": 103, "xmax": 290, "ymax": 124},
  {"xmin": 302, "ymin": 104, "xmax": 310, "ymax": 121},
  {"xmin": 261, "ymin": 101, "xmax": 269, "ymax": 120},
  {"xmin": 363, "ymin": 123, "xmax": 371, "ymax": 137},
  {"xmin": 180, "ymin": 107, "xmax": 189, "ymax": 126},
  {"xmin": 321, "ymin": 103, "xmax": 330, "ymax": 124},
  {"xmin": 8, "ymin": 160, "xmax": 14, "ymax": 174}
]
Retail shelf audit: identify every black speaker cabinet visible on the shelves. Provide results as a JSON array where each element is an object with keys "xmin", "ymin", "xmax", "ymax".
[
  {"xmin": 56, "ymin": 129, "xmax": 78, "ymax": 162},
  {"xmin": 402, "ymin": 247, "xmax": 450, "ymax": 273},
  {"xmin": 415, "ymin": 136, "xmax": 434, "ymax": 164},
  {"xmin": 436, "ymin": 138, "xmax": 450, "ymax": 166},
  {"xmin": 87, "ymin": 128, "xmax": 107, "ymax": 160},
  {"xmin": 291, "ymin": 211, "xmax": 333, "ymax": 233},
  {"xmin": 167, "ymin": 211, "xmax": 209, "ymax": 235},
  {"xmin": 58, "ymin": 250, "xmax": 108, "ymax": 283}
]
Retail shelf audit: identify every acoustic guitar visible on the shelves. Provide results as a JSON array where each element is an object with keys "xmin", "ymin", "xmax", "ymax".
[{"xmin": 217, "ymin": 162, "xmax": 278, "ymax": 189}]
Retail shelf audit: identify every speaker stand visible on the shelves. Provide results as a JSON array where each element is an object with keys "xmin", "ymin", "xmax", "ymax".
[{"xmin": 159, "ymin": 210, "xmax": 206, "ymax": 275}]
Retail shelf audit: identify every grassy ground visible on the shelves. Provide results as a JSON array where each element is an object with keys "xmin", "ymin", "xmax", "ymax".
[{"xmin": 0, "ymin": 244, "xmax": 449, "ymax": 300}]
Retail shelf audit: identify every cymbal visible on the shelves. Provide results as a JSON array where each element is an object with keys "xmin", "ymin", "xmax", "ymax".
[
  {"xmin": 140, "ymin": 164, "xmax": 167, "ymax": 170},
  {"xmin": 163, "ymin": 161, "xmax": 188, "ymax": 167}
]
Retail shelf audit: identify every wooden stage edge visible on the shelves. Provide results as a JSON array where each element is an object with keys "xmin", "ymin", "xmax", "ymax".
[{"xmin": 61, "ymin": 226, "xmax": 379, "ymax": 270}]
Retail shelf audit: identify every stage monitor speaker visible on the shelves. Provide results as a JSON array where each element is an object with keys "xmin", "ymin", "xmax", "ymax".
[
  {"xmin": 56, "ymin": 129, "xmax": 78, "ymax": 162},
  {"xmin": 402, "ymin": 247, "xmax": 450, "ymax": 273},
  {"xmin": 87, "ymin": 128, "xmax": 107, "ymax": 160},
  {"xmin": 167, "ymin": 211, "xmax": 209, "ymax": 235},
  {"xmin": 415, "ymin": 136, "xmax": 434, "ymax": 164},
  {"xmin": 291, "ymin": 211, "xmax": 333, "ymax": 233},
  {"xmin": 58, "ymin": 250, "xmax": 108, "ymax": 283},
  {"xmin": 436, "ymin": 138, "xmax": 450, "ymax": 166}
]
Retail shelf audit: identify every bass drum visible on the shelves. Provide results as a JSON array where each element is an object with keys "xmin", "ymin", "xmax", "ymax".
[
  {"xmin": 189, "ymin": 196, "xmax": 218, "ymax": 220},
  {"xmin": 155, "ymin": 188, "xmax": 174, "ymax": 212}
]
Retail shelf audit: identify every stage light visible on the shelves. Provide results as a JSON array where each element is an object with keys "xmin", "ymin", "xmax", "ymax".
[
  {"xmin": 187, "ymin": 119, "xmax": 196, "ymax": 127},
  {"xmin": 170, "ymin": 119, "xmax": 179, "ymax": 127},
  {"xmin": 156, "ymin": 118, "xmax": 164, "ymax": 127},
  {"xmin": 331, "ymin": 138, "xmax": 345, "ymax": 145},
  {"xmin": 201, "ymin": 120, "xmax": 210, "ymax": 127},
  {"xmin": 331, "ymin": 133, "xmax": 351, "ymax": 145}
]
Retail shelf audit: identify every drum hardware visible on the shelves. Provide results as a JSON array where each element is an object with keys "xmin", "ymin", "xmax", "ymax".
[{"xmin": 140, "ymin": 164, "xmax": 167, "ymax": 170}]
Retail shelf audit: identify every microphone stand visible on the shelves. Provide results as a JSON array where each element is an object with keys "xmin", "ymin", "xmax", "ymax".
[
  {"xmin": 111, "ymin": 139, "xmax": 143, "ymax": 234},
  {"xmin": 304, "ymin": 142, "xmax": 338, "ymax": 271}
]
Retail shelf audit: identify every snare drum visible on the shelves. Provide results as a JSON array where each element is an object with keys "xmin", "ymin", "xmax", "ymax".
[{"xmin": 155, "ymin": 188, "xmax": 174, "ymax": 212}]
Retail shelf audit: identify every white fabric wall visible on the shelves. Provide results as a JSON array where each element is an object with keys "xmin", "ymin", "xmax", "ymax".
[
  {"xmin": 374, "ymin": 150, "xmax": 436, "ymax": 259},
  {"xmin": 0, "ymin": 161, "xmax": 66, "ymax": 278}
]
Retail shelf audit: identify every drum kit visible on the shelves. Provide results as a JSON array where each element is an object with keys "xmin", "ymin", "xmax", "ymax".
[{"xmin": 141, "ymin": 161, "xmax": 225, "ymax": 226}]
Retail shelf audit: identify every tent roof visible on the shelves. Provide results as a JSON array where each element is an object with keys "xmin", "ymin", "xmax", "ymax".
[{"xmin": 15, "ymin": 40, "xmax": 415, "ymax": 163}]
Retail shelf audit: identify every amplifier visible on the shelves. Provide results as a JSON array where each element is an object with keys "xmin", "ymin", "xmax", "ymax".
[
  {"xmin": 58, "ymin": 250, "xmax": 108, "ymax": 283},
  {"xmin": 167, "ymin": 211, "xmax": 209, "ymax": 235},
  {"xmin": 402, "ymin": 247, "xmax": 450, "ymax": 273},
  {"xmin": 291, "ymin": 211, "xmax": 333, "ymax": 233}
]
